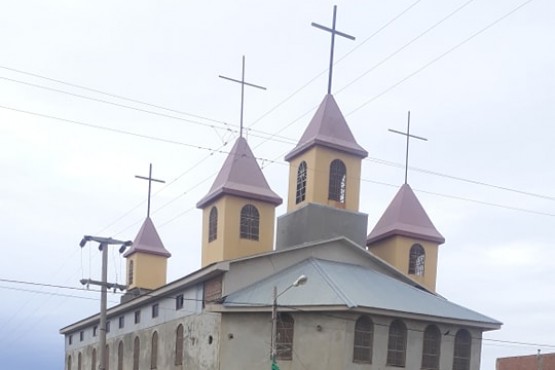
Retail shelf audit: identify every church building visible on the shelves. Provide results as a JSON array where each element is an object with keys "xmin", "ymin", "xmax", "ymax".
[{"xmin": 60, "ymin": 8, "xmax": 500, "ymax": 370}]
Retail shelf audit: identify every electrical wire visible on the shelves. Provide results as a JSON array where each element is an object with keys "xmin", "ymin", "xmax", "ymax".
[{"xmin": 346, "ymin": 0, "xmax": 536, "ymax": 117}]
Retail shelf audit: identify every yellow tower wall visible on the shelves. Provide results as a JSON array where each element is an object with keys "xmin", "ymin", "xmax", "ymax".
[
  {"xmin": 126, "ymin": 253, "xmax": 168, "ymax": 291},
  {"xmin": 287, "ymin": 146, "xmax": 362, "ymax": 213},
  {"xmin": 368, "ymin": 235, "xmax": 439, "ymax": 292},
  {"xmin": 201, "ymin": 195, "xmax": 275, "ymax": 267}
]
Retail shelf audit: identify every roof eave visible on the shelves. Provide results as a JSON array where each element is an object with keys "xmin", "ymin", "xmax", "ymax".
[
  {"xmin": 196, "ymin": 187, "xmax": 283, "ymax": 209},
  {"xmin": 367, "ymin": 229, "xmax": 445, "ymax": 245}
]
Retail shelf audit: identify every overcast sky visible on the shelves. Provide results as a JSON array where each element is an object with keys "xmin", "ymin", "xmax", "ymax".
[{"xmin": 1, "ymin": 1, "xmax": 554, "ymax": 369}]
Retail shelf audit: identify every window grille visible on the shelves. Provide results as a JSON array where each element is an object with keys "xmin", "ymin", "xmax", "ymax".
[
  {"xmin": 208, "ymin": 207, "xmax": 218, "ymax": 242},
  {"xmin": 175, "ymin": 324, "xmax": 184, "ymax": 365},
  {"xmin": 117, "ymin": 341, "xmax": 123, "ymax": 370},
  {"xmin": 151, "ymin": 332, "xmax": 158, "ymax": 369},
  {"xmin": 276, "ymin": 313, "xmax": 294, "ymax": 360},
  {"xmin": 353, "ymin": 316, "xmax": 373, "ymax": 363},
  {"xmin": 422, "ymin": 325, "xmax": 441, "ymax": 370},
  {"xmin": 386, "ymin": 319, "xmax": 407, "ymax": 367},
  {"xmin": 453, "ymin": 329, "xmax": 472, "ymax": 370},
  {"xmin": 408, "ymin": 244, "xmax": 426, "ymax": 276},
  {"xmin": 240, "ymin": 205, "xmax": 260, "ymax": 240},
  {"xmin": 133, "ymin": 337, "xmax": 140, "ymax": 370},
  {"xmin": 295, "ymin": 161, "xmax": 307, "ymax": 204},
  {"xmin": 328, "ymin": 159, "xmax": 346, "ymax": 203}
]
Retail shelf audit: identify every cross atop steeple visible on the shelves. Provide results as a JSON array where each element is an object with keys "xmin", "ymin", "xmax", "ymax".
[
  {"xmin": 388, "ymin": 111, "xmax": 428, "ymax": 184},
  {"xmin": 219, "ymin": 56, "xmax": 266, "ymax": 138},
  {"xmin": 312, "ymin": 5, "xmax": 355, "ymax": 95},
  {"xmin": 135, "ymin": 163, "xmax": 165, "ymax": 218}
]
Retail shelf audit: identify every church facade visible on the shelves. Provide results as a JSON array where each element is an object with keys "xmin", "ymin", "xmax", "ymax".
[{"xmin": 60, "ymin": 91, "xmax": 501, "ymax": 370}]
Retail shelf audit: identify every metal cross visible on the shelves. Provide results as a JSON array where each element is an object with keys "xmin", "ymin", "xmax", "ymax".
[
  {"xmin": 388, "ymin": 111, "xmax": 428, "ymax": 184},
  {"xmin": 312, "ymin": 5, "xmax": 355, "ymax": 95},
  {"xmin": 135, "ymin": 163, "xmax": 165, "ymax": 218},
  {"xmin": 219, "ymin": 55, "xmax": 266, "ymax": 138}
]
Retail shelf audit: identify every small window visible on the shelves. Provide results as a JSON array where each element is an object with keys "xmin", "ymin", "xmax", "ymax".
[
  {"xmin": 79, "ymin": 331, "xmax": 84, "ymax": 342},
  {"xmin": 93, "ymin": 325, "xmax": 98, "ymax": 337},
  {"xmin": 276, "ymin": 313, "xmax": 294, "ymax": 360},
  {"xmin": 91, "ymin": 348, "xmax": 97, "ymax": 370},
  {"xmin": 295, "ymin": 161, "xmax": 307, "ymax": 204},
  {"xmin": 118, "ymin": 316, "xmax": 125, "ymax": 329},
  {"xmin": 240, "ymin": 204, "xmax": 260, "ymax": 240},
  {"xmin": 386, "ymin": 319, "xmax": 407, "ymax": 367},
  {"xmin": 328, "ymin": 159, "xmax": 347, "ymax": 203},
  {"xmin": 134, "ymin": 310, "xmax": 141, "ymax": 324},
  {"xmin": 175, "ymin": 324, "xmax": 184, "ymax": 365},
  {"xmin": 117, "ymin": 341, "xmax": 123, "ymax": 370},
  {"xmin": 106, "ymin": 321, "xmax": 111, "ymax": 333},
  {"xmin": 152, "ymin": 304, "xmax": 159, "ymax": 318},
  {"xmin": 69, "ymin": 334, "xmax": 73, "ymax": 345},
  {"xmin": 453, "ymin": 329, "xmax": 472, "ymax": 370},
  {"xmin": 353, "ymin": 315, "xmax": 373, "ymax": 363},
  {"xmin": 208, "ymin": 207, "xmax": 218, "ymax": 242},
  {"xmin": 422, "ymin": 325, "xmax": 441, "ymax": 370},
  {"xmin": 176, "ymin": 294, "xmax": 184, "ymax": 310},
  {"xmin": 128, "ymin": 259, "xmax": 134, "ymax": 286},
  {"xmin": 133, "ymin": 337, "xmax": 140, "ymax": 370},
  {"xmin": 409, "ymin": 244, "xmax": 426, "ymax": 276},
  {"xmin": 151, "ymin": 331, "xmax": 159, "ymax": 369}
]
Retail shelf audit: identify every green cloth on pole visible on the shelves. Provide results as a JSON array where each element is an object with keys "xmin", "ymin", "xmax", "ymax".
[{"xmin": 271, "ymin": 361, "xmax": 280, "ymax": 370}]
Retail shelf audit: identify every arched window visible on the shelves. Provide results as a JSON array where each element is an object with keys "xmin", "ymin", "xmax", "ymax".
[
  {"xmin": 453, "ymin": 329, "xmax": 472, "ymax": 370},
  {"xmin": 133, "ymin": 337, "xmax": 140, "ymax": 370},
  {"xmin": 151, "ymin": 331, "xmax": 159, "ymax": 369},
  {"xmin": 295, "ymin": 161, "xmax": 307, "ymax": 204},
  {"xmin": 91, "ymin": 348, "xmax": 97, "ymax": 370},
  {"xmin": 409, "ymin": 244, "xmax": 426, "ymax": 276},
  {"xmin": 128, "ymin": 260, "xmax": 134, "ymax": 285},
  {"xmin": 67, "ymin": 355, "xmax": 72, "ymax": 370},
  {"xmin": 208, "ymin": 207, "xmax": 218, "ymax": 242},
  {"xmin": 328, "ymin": 159, "xmax": 347, "ymax": 203},
  {"xmin": 276, "ymin": 313, "xmax": 294, "ymax": 360},
  {"xmin": 175, "ymin": 324, "xmax": 184, "ymax": 365},
  {"xmin": 117, "ymin": 341, "xmax": 123, "ymax": 370},
  {"xmin": 422, "ymin": 325, "xmax": 441, "ymax": 370},
  {"xmin": 78, "ymin": 353, "xmax": 82, "ymax": 370},
  {"xmin": 353, "ymin": 315, "xmax": 373, "ymax": 363},
  {"xmin": 386, "ymin": 319, "xmax": 407, "ymax": 367},
  {"xmin": 240, "ymin": 205, "xmax": 260, "ymax": 240}
]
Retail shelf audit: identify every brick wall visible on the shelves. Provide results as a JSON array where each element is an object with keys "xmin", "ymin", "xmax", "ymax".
[{"xmin": 497, "ymin": 352, "xmax": 555, "ymax": 370}]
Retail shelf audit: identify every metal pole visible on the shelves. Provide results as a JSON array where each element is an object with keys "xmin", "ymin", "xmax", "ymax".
[
  {"xmin": 99, "ymin": 243, "xmax": 108, "ymax": 370},
  {"xmin": 327, "ymin": 6, "xmax": 337, "ymax": 95},
  {"xmin": 271, "ymin": 286, "xmax": 277, "ymax": 365},
  {"xmin": 405, "ymin": 111, "xmax": 410, "ymax": 184},
  {"xmin": 240, "ymin": 55, "xmax": 245, "ymax": 138}
]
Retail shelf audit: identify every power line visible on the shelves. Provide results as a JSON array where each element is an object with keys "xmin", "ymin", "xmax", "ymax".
[
  {"xmin": 346, "ymin": 0, "xmax": 536, "ymax": 117},
  {"xmin": 3, "ymin": 277, "xmax": 554, "ymax": 350},
  {"xmin": 336, "ymin": 0, "xmax": 476, "ymax": 95}
]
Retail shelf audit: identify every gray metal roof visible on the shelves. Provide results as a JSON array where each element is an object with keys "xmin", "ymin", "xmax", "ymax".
[
  {"xmin": 123, "ymin": 217, "xmax": 171, "ymax": 258},
  {"xmin": 196, "ymin": 137, "xmax": 282, "ymax": 208},
  {"xmin": 223, "ymin": 258, "xmax": 500, "ymax": 327},
  {"xmin": 367, "ymin": 183, "xmax": 445, "ymax": 245},
  {"xmin": 284, "ymin": 94, "xmax": 368, "ymax": 161}
]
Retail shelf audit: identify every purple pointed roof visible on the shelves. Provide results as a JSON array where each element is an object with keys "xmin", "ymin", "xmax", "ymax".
[
  {"xmin": 196, "ymin": 137, "xmax": 282, "ymax": 208},
  {"xmin": 367, "ymin": 184, "xmax": 445, "ymax": 245},
  {"xmin": 123, "ymin": 217, "xmax": 171, "ymax": 258},
  {"xmin": 284, "ymin": 94, "xmax": 368, "ymax": 161}
]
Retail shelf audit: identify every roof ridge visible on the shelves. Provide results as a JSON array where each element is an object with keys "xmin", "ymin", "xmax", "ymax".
[{"xmin": 309, "ymin": 258, "xmax": 357, "ymax": 308}]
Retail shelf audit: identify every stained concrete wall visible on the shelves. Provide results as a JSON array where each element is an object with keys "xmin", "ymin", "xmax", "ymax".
[
  {"xmin": 65, "ymin": 312, "xmax": 221, "ymax": 370},
  {"xmin": 219, "ymin": 311, "xmax": 484, "ymax": 370}
]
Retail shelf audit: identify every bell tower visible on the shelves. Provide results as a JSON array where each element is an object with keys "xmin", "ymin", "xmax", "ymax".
[
  {"xmin": 366, "ymin": 184, "xmax": 445, "ymax": 292},
  {"xmin": 196, "ymin": 137, "xmax": 282, "ymax": 267}
]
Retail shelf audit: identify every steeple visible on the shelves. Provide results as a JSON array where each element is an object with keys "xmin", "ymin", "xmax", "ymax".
[
  {"xmin": 367, "ymin": 184, "xmax": 444, "ymax": 292},
  {"xmin": 197, "ymin": 137, "xmax": 282, "ymax": 267},
  {"xmin": 123, "ymin": 217, "xmax": 171, "ymax": 295},
  {"xmin": 285, "ymin": 94, "xmax": 368, "ymax": 161},
  {"xmin": 276, "ymin": 95, "xmax": 369, "ymax": 250}
]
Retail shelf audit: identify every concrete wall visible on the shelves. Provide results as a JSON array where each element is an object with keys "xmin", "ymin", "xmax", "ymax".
[
  {"xmin": 219, "ymin": 311, "xmax": 484, "ymax": 370},
  {"xmin": 276, "ymin": 203, "xmax": 368, "ymax": 250}
]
